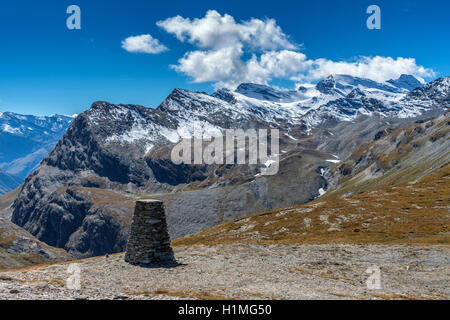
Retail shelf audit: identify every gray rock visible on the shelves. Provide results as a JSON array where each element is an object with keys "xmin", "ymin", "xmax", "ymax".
[{"xmin": 125, "ymin": 200, "xmax": 177, "ymax": 267}]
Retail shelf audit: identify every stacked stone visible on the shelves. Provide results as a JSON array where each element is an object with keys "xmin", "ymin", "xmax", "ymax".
[{"xmin": 124, "ymin": 200, "xmax": 177, "ymax": 267}]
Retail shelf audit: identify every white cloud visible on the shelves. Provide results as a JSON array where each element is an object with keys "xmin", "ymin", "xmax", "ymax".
[
  {"xmin": 157, "ymin": 10, "xmax": 297, "ymax": 51},
  {"xmin": 156, "ymin": 11, "xmax": 435, "ymax": 89},
  {"xmin": 121, "ymin": 34, "xmax": 168, "ymax": 54},
  {"xmin": 301, "ymin": 56, "xmax": 435, "ymax": 83},
  {"xmin": 170, "ymin": 49, "xmax": 311, "ymax": 89},
  {"xmin": 173, "ymin": 47, "xmax": 244, "ymax": 84},
  {"xmin": 259, "ymin": 50, "xmax": 310, "ymax": 78},
  {"xmin": 157, "ymin": 10, "xmax": 302, "ymax": 88}
]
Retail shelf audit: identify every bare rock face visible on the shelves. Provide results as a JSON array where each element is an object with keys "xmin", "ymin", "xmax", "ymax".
[
  {"xmin": 125, "ymin": 200, "xmax": 177, "ymax": 267},
  {"xmin": 0, "ymin": 216, "xmax": 72, "ymax": 270}
]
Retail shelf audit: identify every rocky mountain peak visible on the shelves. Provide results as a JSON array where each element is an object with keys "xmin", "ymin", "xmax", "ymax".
[
  {"xmin": 211, "ymin": 88, "xmax": 237, "ymax": 104},
  {"xmin": 234, "ymin": 83, "xmax": 301, "ymax": 102},
  {"xmin": 157, "ymin": 88, "xmax": 216, "ymax": 113},
  {"xmin": 346, "ymin": 88, "xmax": 366, "ymax": 99},
  {"xmin": 315, "ymin": 75, "xmax": 336, "ymax": 94},
  {"xmin": 89, "ymin": 101, "xmax": 119, "ymax": 112},
  {"xmin": 7, "ymin": 73, "xmax": 450, "ymax": 259},
  {"xmin": 317, "ymin": 74, "xmax": 423, "ymax": 95},
  {"xmin": 406, "ymin": 76, "xmax": 450, "ymax": 103},
  {"xmin": 236, "ymin": 82, "xmax": 273, "ymax": 93},
  {"xmin": 387, "ymin": 74, "xmax": 423, "ymax": 91}
]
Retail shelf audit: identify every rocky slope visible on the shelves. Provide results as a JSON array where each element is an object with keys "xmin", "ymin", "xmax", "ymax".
[
  {"xmin": 10, "ymin": 101, "xmax": 329, "ymax": 257},
  {"xmin": 175, "ymin": 113, "xmax": 450, "ymax": 246},
  {"xmin": 323, "ymin": 110, "xmax": 450, "ymax": 197},
  {"xmin": 175, "ymin": 162, "xmax": 449, "ymax": 247},
  {"xmin": 9, "ymin": 75, "xmax": 450, "ymax": 258},
  {"xmin": 0, "ymin": 216, "xmax": 71, "ymax": 270}
]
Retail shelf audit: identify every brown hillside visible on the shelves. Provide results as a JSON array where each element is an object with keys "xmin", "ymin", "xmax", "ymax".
[{"xmin": 173, "ymin": 162, "xmax": 449, "ymax": 246}]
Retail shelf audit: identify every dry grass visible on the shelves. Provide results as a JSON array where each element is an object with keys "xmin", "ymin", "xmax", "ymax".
[
  {"xmin": 0, "ymin": 187, "xmax": 20, "ymax": 211},
  {"xmin": 173, "ymin": 163, "xmax": 450, "ymax": 247},
  {"xmin": 288, "ymin": 267, "xmax": 314, "ymax": 275},
  {"xmin": 57, "ymin": 186, "xmax": 136, "ymax": 226},
  {"xmin": 367, "ymin": 292, "xmax": 446, "ymax": 300},
  {"xmin": 329, "ymin": 292, "xmax": 361, "ymax": 299},
  {"xmin": 0, "ymin": 232, "xmax": 16, "ymax": 246},
  {"xmin": 0, "ymin": 251, "xmax": 57, "ymax": 271},
  {"xmin": 2, "ymin": 252, "xmax": 122, "ymax": 273},
  {"xmin": 325, "ymin": 114, "xmax": 449, "ymax": 198},
  {"xmin": 0, "ymin": 274, "xmax": 67, "ymax": 287}
]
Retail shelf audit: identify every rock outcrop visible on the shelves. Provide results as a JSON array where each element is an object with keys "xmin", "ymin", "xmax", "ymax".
[{"xmin": 0, "ymin": 216, "xmax": 72, "ymax": 270}]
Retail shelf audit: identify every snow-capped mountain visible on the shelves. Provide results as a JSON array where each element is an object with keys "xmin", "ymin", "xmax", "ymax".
[
  {"xmin": 234, "ymin": 83, "xmax": 305, "ymax": 102},
  {"xmin": 78, "ymin": 74, "xmax": 446, "ymax": 157},
  {"xmin": 387, "ymin": 74, "xmax": 423, "ymax": 91},
  {"xmin": 0, "ymin": 112, "xmax": 73, "ymax": 186},
  {"xmin": 154, "ymin": 74, "xmax": 447, "ymax": 142},
  {"xmin": 9, "ymin": 74, "xmax": 449, "ymax": 258},
  {"xmin": 211, "ymin": 74, "xmax": 447, "ymax": 128}
]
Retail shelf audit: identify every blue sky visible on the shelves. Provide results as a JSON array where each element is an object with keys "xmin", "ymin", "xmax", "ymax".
[{"xmin": 0, "ymin": 0, "xmax": 449, "ymax": 116}]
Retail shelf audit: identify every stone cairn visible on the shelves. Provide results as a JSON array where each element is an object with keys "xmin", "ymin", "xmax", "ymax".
[{"xmin": 124, "ymin": 200, "xmax": 177, "ymax": 267}]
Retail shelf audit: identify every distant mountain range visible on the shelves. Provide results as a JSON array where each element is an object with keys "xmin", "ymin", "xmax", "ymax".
[
  {"xmin": 0, "ymin": 112, "xmax": 73, "ymax": 194},
  {"xmin": 4, "ymin": 74, "xmax": 450, "ymax": 258},
  {"xmin": 0, "ymin": 170, "xmax": 21, "ymax": 195}
]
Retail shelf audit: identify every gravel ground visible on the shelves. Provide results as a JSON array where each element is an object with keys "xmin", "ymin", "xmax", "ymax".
[{"xmin": 0, "ymin": 244, "xmax": 448, "ymax": 300}]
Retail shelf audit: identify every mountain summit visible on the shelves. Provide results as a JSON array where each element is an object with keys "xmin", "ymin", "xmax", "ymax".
[
  {"xmin": 387, "ymin": 74, "xmax": 423, "ymax": 91},
  {"xmin": 315, "ymin": 74, "xmax": 422, "ymax": 96},
  {"xmin": 8, "ymin": 74, "xmax": 449, "ymax": 257}
]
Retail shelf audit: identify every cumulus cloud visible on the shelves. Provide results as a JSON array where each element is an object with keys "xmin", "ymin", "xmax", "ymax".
[
  {"xmin": 156, "ymin": 10, "xmax": 434, "ymax": 88},
  {"xmin": 121, "ymin": 34, "xmax": 168, "ymax": 54},
  {"xmin": 156, "ymin": 10, "xmax": 297, "ymax": 51},
  {"xmin": 174, "ymin": 47, "xmax": 245, "ymax": 83},
  {"xmin": 302, "ymin": 56, "xmax": 435, "ymax": 83},
  {"xmin": 259, "ymin": 50, "xmax": 310, "ymax": 78},
  {"xmin": 157, "ymin": 10, "xmax": 302, "ymax": 88}
]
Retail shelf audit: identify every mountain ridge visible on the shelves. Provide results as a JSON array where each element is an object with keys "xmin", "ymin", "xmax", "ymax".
[
  {"xmin": 0, "ymin": 112, "xmax": 73, "ymax": 192},
  {"xmin": 7, "ymin": 74, "xmax": 450, "ymax": 258},
  {"xmin": 174, "ymin": 112, "xmax": 450, "ymax": 247}
]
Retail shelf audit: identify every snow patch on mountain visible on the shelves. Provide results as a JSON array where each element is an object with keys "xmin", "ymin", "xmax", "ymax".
[
  {"xmin": 2, "ymin": 123, "xmax": 22, "ymax": 134},
  {"xmin": 0, "ymin": 112, "xmax": 73, "ymax": 180},
  {"xmin": 81, "ymin": 75, "xmax": 450, "ymax": 163},
  {"xmin": 3, "ymin": 73, "xmax": 445, "ymax": 182}
]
